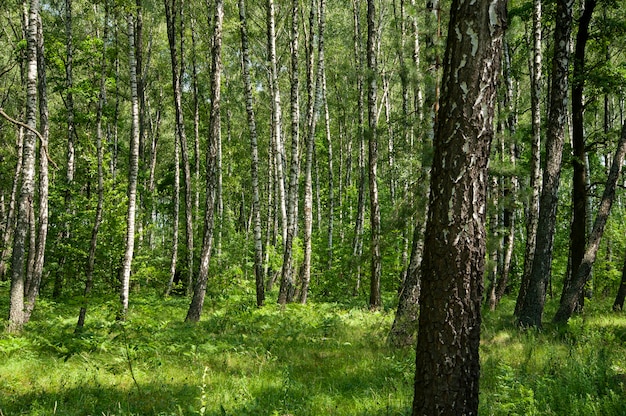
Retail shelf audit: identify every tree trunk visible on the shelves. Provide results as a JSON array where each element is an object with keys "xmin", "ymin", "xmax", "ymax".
[
  {"xmin": 165, "ymin": 0, "xmax": 194, "ymax": 297},
  {"xmin": 294, "ymin": 0, "xmax": 320, "ymax": 305},
  {"xmin": 267, "ymin": 0, "xmax": 287, "ymax": 247},
  {"xmin": 389, "ymin": 214, "xmax": 425, "ymax": 348},
  {"xmin": 185, "ymin": 0, "xmax": 223, "ymax": 323},
  {"xmin": 516, "ymin": 0, "xmax": 543, "ymax": 317},
  {"xmin": 351, "ymin": 0, "xmax": 366, "ymax": 295},
  {"xmin": 165, "ymin": 110, "xmax": 180, "ymax": 297},
  {"xmin": 238, "ymin": 0, "xmax": 265, "ymax": 306},
  {"xmin": 560, "ymin": 0, "xmax": 596, "ymax": 312},
  {"xmin": 8, "ymin": 0, "xmax": 39, "ymax": 333},
  {"xmin": 119, "ymin": 12, "xmax": 141, "ymax": 319},
  {"xmin": 24, "ymin": 11, "xmax": 49, "ymax": 323},
  {"xmin": 613, "ymin": 251, "xmax": 626, "ymax": 311},
  {"xmin": 517, "ymin": 0, "xmax": 574, "ymax": 328},
  {"xmin": 412, "ymin": 0, "xmax": 505, "ymax": 413},
  {"xmin": 554, "ymin": 119, "xmax": 626, "ymax": 323},
  {"xmin": 366, "ymin": 0, "xmax": 381, "ymax": 310},
  {"xmin": 278, "ymin": 0, "xmax": 301, "ymax": 305},
  {"xmin": 0, "ymin": 125, "xmax": 24, "ymax": 281}
]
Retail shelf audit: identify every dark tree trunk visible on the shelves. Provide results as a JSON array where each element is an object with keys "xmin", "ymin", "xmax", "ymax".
[
  {"xmin": 238, "ymin": 0, "xmax": 265, "ymax": 307},
  {"xmin": 366, "ymin": 0, "xmax": 381, "ymax": 310},
  {"xmin": 554, "ymin": 120, "xmax": 626, "ymax": 323},
  {"xmin": 515, "ymin": 0, "xmax": 543, "ymax": 317},
  {"xmin": 185, "ymin": 0, "xmax": 223, "ymax": 323},
  {"xmin": 517, "ymin": 0, "xmax": 574, "ymax": 328},
  {"xmin": 412, "ymin": 0, "xmax": 506, "ymax": 413},
  {"xmin": 560, "ymin": 0, "xmax": 596, "ymax": 312}
]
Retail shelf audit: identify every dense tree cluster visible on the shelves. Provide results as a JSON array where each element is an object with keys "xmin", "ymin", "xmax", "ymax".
[{"xmin": 1, "ymin": 0, "xmax": 626, "ymax": 411}]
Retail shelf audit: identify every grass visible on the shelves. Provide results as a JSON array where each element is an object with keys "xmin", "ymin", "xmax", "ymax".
[{"xmin": 1, "ymin": 281, "xmax": 626, "ymax": 415}]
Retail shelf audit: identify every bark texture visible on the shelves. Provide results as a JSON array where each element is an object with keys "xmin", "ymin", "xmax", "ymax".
[{"xmin": 412, "ymin": 0, "xmax": 506, "ymax": 413}]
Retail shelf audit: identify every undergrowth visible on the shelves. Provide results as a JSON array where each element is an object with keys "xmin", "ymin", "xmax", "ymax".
[{"xmin": 1, "ymin": 282, "xmax": 625, "ymax": 415}]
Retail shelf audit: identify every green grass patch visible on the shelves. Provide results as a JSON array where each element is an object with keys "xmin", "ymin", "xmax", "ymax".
[{"xmin": 1, "ymin": 284, "xmax": 626, "ymax": 415}]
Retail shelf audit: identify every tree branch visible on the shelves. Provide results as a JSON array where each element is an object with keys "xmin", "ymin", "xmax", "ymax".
[{"xmin": 0, "ymin": 107, "xmax": 58, "ymax": 169}]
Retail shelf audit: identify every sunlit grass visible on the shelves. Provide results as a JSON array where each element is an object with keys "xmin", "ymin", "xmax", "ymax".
[
  {"xmin": 2, "ymin": 281, "xmax": 626, "ymax": 415},
  {"xmin": 0, "ymin": 285, "xmax": 413, "ymax": 415}
]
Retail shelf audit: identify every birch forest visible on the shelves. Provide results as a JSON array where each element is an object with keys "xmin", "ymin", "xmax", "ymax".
[{"xmin": 1, "ymin": 0, "xmax": 626, "ymax": 414}]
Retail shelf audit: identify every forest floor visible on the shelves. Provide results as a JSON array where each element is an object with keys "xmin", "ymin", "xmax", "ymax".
[{"xmin": 1, "ymin": 281, "xmax": 625, "ymax": 415}]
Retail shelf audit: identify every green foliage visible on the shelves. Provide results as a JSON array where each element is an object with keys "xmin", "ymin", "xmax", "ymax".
[
  {"xmin": 480, "ymin": 299, "xmax": 626, "ymax": 416},
  {"xmin": 0, "ymin": 286, "xmax": 413, "ymax": 415}
]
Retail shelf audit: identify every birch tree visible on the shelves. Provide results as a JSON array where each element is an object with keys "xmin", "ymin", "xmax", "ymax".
[
  {"xmin": 412, "ymin": 0, "xmax": 506, "ymax": 411},
  {"xmin": 8, "ymin": 0, "xmax": 39, "ymax": 332},
  {"xmin": 119, "ymin": 12, "xmax": 141, "ymax": 318},
  {"xmin": 186, "ymin": 0, "xmax": 223, "ymax": 323},
  {"xmin": 517, "ymin": 0, "xmax": 574, "ymax": 328}
]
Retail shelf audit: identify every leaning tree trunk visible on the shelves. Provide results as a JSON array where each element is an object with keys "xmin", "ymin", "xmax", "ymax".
[
  {"xmin": 7, "ymin": 0, "xmax": 39, "ymax": 333},
  {"xmin": 366, "ymin": 0, "xmax": 382, "ymax": 310},
  {"xmin": 119, "ymin": 12, "xmax": 141, "ymax": 319},
  {"xmin": 238, "ymin": 0, "xmax": 265, "ymax": 306},
  {"xmin": 517, "ymin": 0, "xmax": 574, "ymax": 328},
  {"xmin": 554, "ymin": 119, "xmax": 626, "ymax": 323},
  {"xmin": 185, "ymin": 0, "xmax": 223, "ymax": 323},
  {"xmin": 388, "ymin": 213, "xmax": 426, "ymax": 348}
]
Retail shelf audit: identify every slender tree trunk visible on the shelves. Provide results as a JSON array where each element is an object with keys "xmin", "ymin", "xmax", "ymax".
[
  {"xmin": 515, "ymin": 0, "xmax": 542, "ymax": 316},
  {"xmin": 554, "ymin": 120, "xmax": 626, "ymax": 323},
  {"xmin": 517, "ymin": 0, "xmax": 574, "ymax": 328},
  {"xmin": 238, "ymin": 0, "xmax": 265, "ymax": 306},
  {"xmin": 352, "ymin": 0, "xmax": 366, "ymax": 295},
  {"xmin": 190, "ymin": 17, "xmax": 201, "ymax": 237},
  {"xmin": 165, "ymin": 114, "xmax": 181, "ymax": 297},
  {"xmin": 24, "ymin": 11, "xmax": 49, "ymax": 323},
  {"xmin": 560, "ymin": 0, "xmax": 596, "ymax": 312},
  {"xmin": 366, "ymin": 0, "xmax": 382, "ymax": 310},
  {"xmin": 8, "ymin": 0, "xmax": 39, "ymax": 333},
  {"xmin": 278, "ymin": 0, "xmax": 301, "ymax": 304},
  {"xmin": 267, "ymin": 0, "xmax": 287, "ymax": 247},
  {"xmin": 165, "ymin": 0, "xmax": 194, "ymax": 296},
  {"xmin": 185, "ymin": 0, "xmax": 223, "ymax": 323},
  {"xmin": 77, "ymin": 2, "xmax": 108, "ymax": 330},
  {"xmin": 294, "ymin": 0, "xmax": 320, "ymax": 305},
  {"xmin": 322, "ymin": 39, "xmax": 334, "ymax": 270},
  {"xmin": 389, "ymin": 213, "xmax": 425, "ymax": 347},
  {"xmin": 490, "ymin": 41, "xmax": 518, "ymax": 311},
  {"xmin": 412, "ymin": 0, "xmax": 505, "ymax": 411},
  {"xmin": 0, "ymin": 126, "xmax": 24, "ymax": 281},
  {"xmin": 119, "ymin": 12, "xmax": 141, "ymax": 319}
]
